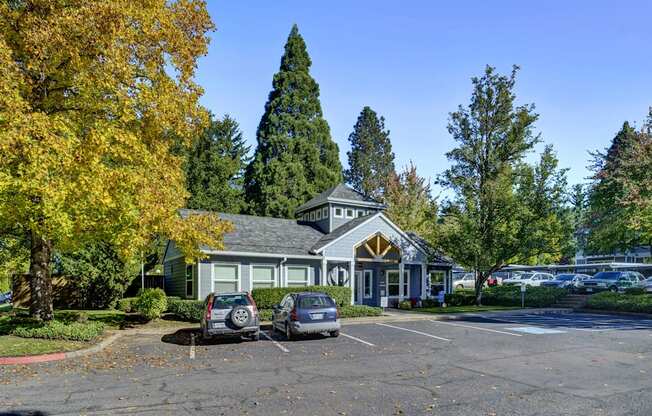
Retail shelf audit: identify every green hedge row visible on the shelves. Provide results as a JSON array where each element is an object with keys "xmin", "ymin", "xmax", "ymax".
[
  {"xmin": 586, "ymin": 292, "xmax": 652, "ymax": 313},
  {"xmin": 167, "ymin": 299, "xmax": 204, "ymax": 322},
  {"xmin": 11, "ymin": 320, "xmax": 105, "ymax": 341},
  {"xmin": 339, "ymin": 305, "xmax": 383, "ymax": 318},
  {"xmin": 251, "ymin": 286, "xmax": 351, "ymax": 309},
  {"xmin": 444, "ymin": 286, "xmax": 568, "ymax": 308}
]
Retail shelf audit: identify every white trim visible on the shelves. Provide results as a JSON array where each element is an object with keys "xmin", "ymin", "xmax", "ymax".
[
  {"xmin": 354, "ymin": 270, "xmax": 363, "ymax": 304},
  {"xmin": 297, "ymin": 197, "xmax": 385, "ymax": 213},
  {"xmin": 322, "ymin": 206, "xmax": 328, "ymax": 219},
  {"xmin": 349, "ymin": 259, "xmax": 355, "ymax": 305},
  {"xmin": 312, "ymin": 212, "xmax": 427, "ymax": 257},
  {"xmin": 345, "ymin": 208, "xmax": 355, "ymax": 219},
  {"xmin": 201, "ymin": 250, "xmax": 322, "ymax": 260},
  {"xmin": 211, "ymin": 262, "xmax": 241, "ymax": 293},
  {"xmin": 310, "ymin": 211, "xmax": 315, "ymax": 221},
  {"xmin": 250, "ymin": 263, "xmax": 277, "ymax": 290},
  {"xmin": 356, "ymin": 209, "xmax": 365, "ymax": 218},
  {"xmin": 324, "ymin": 256, "xmax": 352, "ymax": 262},
  {"xmin": 315, "ymin": 209, "xmax": 321, "ymax": 220},
  {"xmin": 185, "ymin": 264, "xmax": 194, "ymax": 298},
  {"xmin": 334, "ymin": 207, "xmax": 344, "ymax": 218},
  {"xmin": 196, "ymin": 259, "xmax": 201, "ymax": 300},
  {"xmin": 286, "ymin": 265, "xmax": 310, "ymax": 287},
  {"xmin": 386, "ymin": 269, "xmax": 400, "ymax": 298},
  {"xmin": 363, "ymin": 269, "xmax": 373, "ymax": 299}
]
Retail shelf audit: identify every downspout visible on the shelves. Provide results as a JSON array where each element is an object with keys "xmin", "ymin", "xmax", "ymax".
[{"xmin": 279, "ymin": 257, "xmax": 287, "ymax": 287}]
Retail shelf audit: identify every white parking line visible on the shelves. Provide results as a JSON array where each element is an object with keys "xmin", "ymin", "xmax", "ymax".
[
  {"xmin": 340, "ymin": 332, "xmax": 375, "ymax": 347},
  {"xmin": 261, "ymin": 331, "xmax": 290, "ymax": 353},
  {"xmin": 428, "ymin": 320, "xmax": 523, "ymax": 337},
  {"xmin": 189, "ymin": 333, "xmax": 196, "ymax": 360},
  {"xmin": 376, "ymin": 323, "xmax": 451, "ymax": 341}
]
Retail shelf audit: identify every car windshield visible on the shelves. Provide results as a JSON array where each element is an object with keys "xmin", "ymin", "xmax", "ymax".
[
  {"xmin": 298, "ymin": 295, "xmax": 335, "ymax": 309},
  {"xmin": 555, "ymin": 274, "xmax": 575, "ymax": 281},
  {"xmin": 517, "ymin": 273, "xmax": 534, "ymax": 280},
  {"xmin": 592, "ymin": 272, "xmax": 621, "ymax": 281},
  {"xmin": 212, "ymin": 294, "xmax": 250, "ymax": 309}
]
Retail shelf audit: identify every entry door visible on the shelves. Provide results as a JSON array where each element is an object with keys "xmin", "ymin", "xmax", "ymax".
[{"xmin": 354, "ymin": 271, "xmax": 363, "ymax": 304}]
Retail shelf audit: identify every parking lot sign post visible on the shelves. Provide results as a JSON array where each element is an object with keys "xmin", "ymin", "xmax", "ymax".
[{"xmin": 521, "ymin": 284, "xmax": 526, "ymax": 308}]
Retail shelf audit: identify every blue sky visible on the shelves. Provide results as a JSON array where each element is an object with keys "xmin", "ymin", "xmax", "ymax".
[{"xmin": 196, "ymin": 1, "xmax": 651, "ymax": 195}]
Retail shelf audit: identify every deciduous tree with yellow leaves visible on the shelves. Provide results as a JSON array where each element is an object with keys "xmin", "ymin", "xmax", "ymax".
[{"xmin": 0, "ymin": 0, "xmax": 232, "ymax": 320}]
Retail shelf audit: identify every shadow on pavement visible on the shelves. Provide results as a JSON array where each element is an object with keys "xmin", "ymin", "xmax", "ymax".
[
  {"xmin": 1, "ymin": 411, "xmax": 49, "ymax": 416},
  {"xmin": 161, "ymin": 328, "xmax": 253, "ymax": 346}
]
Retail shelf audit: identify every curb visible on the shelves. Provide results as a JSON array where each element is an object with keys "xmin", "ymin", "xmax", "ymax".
[{"xmin": 575, "ymin": 308, "xmax": 652, "ymax": 319}]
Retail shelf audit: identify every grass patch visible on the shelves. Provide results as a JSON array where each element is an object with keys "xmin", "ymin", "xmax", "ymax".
[
  {"xmin": 0, "ymin": 335, "xmax": 86, "ymax": 357},
  {"xmin": 0, "ymin": 303, "xmax": 11, "ymax": 313},
  {"xmin": 417, "ymin": 305, "xmax": 524, "ymax": 314}
]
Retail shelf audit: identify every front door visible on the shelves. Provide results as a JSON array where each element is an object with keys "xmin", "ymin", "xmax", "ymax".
[{"xmin": 354, "ymin": 271, "xmax": 363, "ymax": 305}]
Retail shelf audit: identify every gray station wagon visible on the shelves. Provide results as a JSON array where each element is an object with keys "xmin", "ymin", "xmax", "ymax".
[
  {"xmin": 200, "ymin": 292, "xmax": 260, "ymax": 341},
  {"xmin": 272, "ymin": 292, "xmax": 340, "ymax": 340}
]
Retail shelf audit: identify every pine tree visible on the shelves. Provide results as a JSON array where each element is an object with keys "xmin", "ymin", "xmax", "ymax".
[
  {"xmin": 186, "ymin": 114, "xmax": 251, "ymax": 214},
  {"xmin": 244, "ymin": 25, "xmax": 342, "ymax": 218},
  {"xmin": 345, "ymin": 106, "xmax": 395, "ymax": 200}
]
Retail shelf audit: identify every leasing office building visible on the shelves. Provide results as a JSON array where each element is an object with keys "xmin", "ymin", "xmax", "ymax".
[{"xmin": 163, "ymin": 184, "xmax": 453, "ymax": 306}]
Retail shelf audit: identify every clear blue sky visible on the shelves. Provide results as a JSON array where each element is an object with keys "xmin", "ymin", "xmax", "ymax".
[{"xmin": 196, "ymin": 1, "xmax": 651, "ymax": 195}]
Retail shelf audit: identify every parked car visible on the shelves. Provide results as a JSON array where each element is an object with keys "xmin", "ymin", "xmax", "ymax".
[
  {"xmin": 200, "ymin": 291, "xmax": 260, "ymax": 341},
  {"xmin": 0, "ymin": 291, "xmax": 11, "ymax": 304},
  {"xmin": 272, "ymin": 292, "xmax": 340, "ymax": 340},
  {"xmin": 486, "ymin": 274, "xmax": 504, "ymax": 287},
  {"xmin": 453, "ymin": 273, "xmax": 476, "ymax": 290},
  {"xmin": 577, "ymin": 271, "xmax": 645, "ymax": 294},
  {"xmin": 541, "ymin": 273, "xmax": 592, "ymax": 291},
  {"xmin": 502, "ymin": 272, "xmax": 554, "ymax": 287},
  {"xmin": 642, "ymin": 277, "xmax": 652, "ymax": 293}
]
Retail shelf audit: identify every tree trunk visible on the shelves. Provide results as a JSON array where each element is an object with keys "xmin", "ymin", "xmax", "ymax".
[
  {"xmin": 29, "ymin": 233, "xmax": 53, "ymax": 321},
  {"xmin": 474, "ymin": 271, "xmax": 484, "ymax": 306}
]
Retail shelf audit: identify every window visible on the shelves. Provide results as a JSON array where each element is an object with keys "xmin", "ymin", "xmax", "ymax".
[
  {"xmin": 287, "ymin": 266, "xmax": 309, "ymax": 287},
  {"xmin": 322, "ymin": 207, "xmax": 328, "ymax": 218},
  {"xmin": 213, "ymin": 264, "xmax": 239, "ymax": 293},
  {"xmin": 310, "ymin": 211, "xmax": 315, "ymax": 221},
  {"xmin": 298, "ymin": 295, "xmax": 334, "ymax": 309},
  {"xmin": 334, "ymin": 207, "xmax": 343, "ymax": 218},
  {"xmin": 356, "ymin": 209, "xmax": 365, "ymax": 218},
  {"xmin": 429, "ymin": 271, "xmax": 445, "ymax": 296},
  {"xmin": 387, "ymin": 271, "xmax": 400, "ymax": 297},
  {"xmin": 403, "ymin": 270, "xmax": 409, "ymax": 297},
  {"xmin": 338, "ymin": 268, "xmax": 346, "ymax": 286},
  {"xmin": 363, "ymin": 270, "xmax": 373, "ymax": 298},
  {"xmin": 316, "ymin": 209, "xmax": 321, "ymax": 220},
  {"xmin": 345, "ymin": 208, "xmax": 354, "ymax": 218},
  {"xmin": 185, "ymin": 265, "xmax": 193, "ymax": 297},
  {"xmin": 212, "ymin": 293, "xmax": 251, "ymax": 309},
  {"xmin": 252, "ymin": 265, "xmax": 275, "ymax": 289}
]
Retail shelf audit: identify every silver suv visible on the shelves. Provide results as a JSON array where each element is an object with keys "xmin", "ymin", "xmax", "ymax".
[{"xmin": 200, "ymin": 292, "xmax": 260, "ymax": 341}]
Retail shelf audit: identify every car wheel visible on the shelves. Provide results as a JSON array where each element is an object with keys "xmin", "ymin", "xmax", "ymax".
[
  {"xmin": 230, "ymin": 306, "xmax": 252, "ymax": 328},
  {"xmin": 330, "ymin": 330, "xmax": 340, "ymax": 338},
  {"xmin": 285, "ymin": 323, "xmax": 295, "ymax": 341},
  {"xmin": 609, "ymin": 286, "xmax": 618, "ymax": 293}
]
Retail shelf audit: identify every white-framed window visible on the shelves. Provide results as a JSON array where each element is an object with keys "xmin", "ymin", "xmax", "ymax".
[
  {"xmin": 334, "ymin": 207, "xmax": 343, "ymax": 218},
  {"xmin": 403, "ymin": 270, "xmax": 410, "ymax": 298},
  {"xmin": 252, "ymin": 265, "xmax": 275, "ymax": 289},
  {"xmin": 322, "ymin": 207, "xmax": 328, "ymax": 218},
  {"xmin": 310, "ymin": 211, "xmax": 315, "ymax": 221},
  {"xmin": 345, "ymin": 208, "xmax": 354, "ymax": 218},
  {"xmin": 213, "ymin": 264, "xmax": 240, "ymax": 293},
  {"xmin": 356, "ymin": 209, "xmax": 365, "ymax": 218},
  {"xmin": 185, "ymin": 264, "xmax": 193, "ymax": 298},
  {"xmin": 429, "ymin": 271, "xmax": 445, "ymax": 296},
  {"xmin": 387, "ymin": 270, "xmax": 400, "ymax": 297},
  {"xmin": 363, "ymin": 270, "xmax": 373, "ymax": 298},
  {"xmin": 287, "ymin": 266, "xmax": 309, "ymax": 287},
  {"xmin": 316, "ymin": 209, "xmax": 322, "ymax": 220}
]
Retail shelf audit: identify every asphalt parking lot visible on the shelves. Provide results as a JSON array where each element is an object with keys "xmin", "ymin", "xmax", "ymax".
[{"xmin": 2, "ymin": 311, "xmax": 652, "ymax": 416}]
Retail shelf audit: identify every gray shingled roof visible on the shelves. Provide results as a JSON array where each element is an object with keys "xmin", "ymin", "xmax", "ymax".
[
  {"xmin": 406, "ymin": 232, "xmax": 454, "ymax": 265},
  {"xmin": 180, "ymin": 209, "xmax": 325, "ymax": 256},
  {"xmin": 296, "ymin": 184, "xmax": 384, "ymax": 213},
  {"xmin": 310, "ymin": 213, "xmax": 377, "ymax": 252}
]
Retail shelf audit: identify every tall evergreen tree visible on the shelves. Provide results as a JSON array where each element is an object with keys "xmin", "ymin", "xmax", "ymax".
[
  {"xmin": 244, "ymin": 25, "xmax": 342, "ymax": 218},
  {"xmin": 345, "ymin": 106, "xmax": 395, "ymax": 200},
  {"xmin": 186, "ymin": 114, "xmax": 251, "ymax": 214}
]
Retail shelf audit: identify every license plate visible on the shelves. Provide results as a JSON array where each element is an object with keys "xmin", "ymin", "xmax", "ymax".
[
  {"xmin": 310, "ymin": 313, "xmax": 324, "ymax": 320},
  {"xmin": 212, "ymin": 322, "xmax": 226, "ymax": 329},
  {"xmin": 586, "ymin": 288, "xmax": 593, "ymax": 292}
]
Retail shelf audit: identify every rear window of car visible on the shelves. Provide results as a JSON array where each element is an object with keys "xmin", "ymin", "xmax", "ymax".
[
  {"xmin": 556, "ymin": 274, "xmax": 575, "ymax": 281},
  {"xmin": 592, "ymin": 272, "xmax": 621, "ymax": 280},
  {"xmin": 212, "ymin": 294, "xmax": 250, "ymax": 309},
  {"xmin": 298, "ymin": 295, "xmax": 335, "ymax": 309}
]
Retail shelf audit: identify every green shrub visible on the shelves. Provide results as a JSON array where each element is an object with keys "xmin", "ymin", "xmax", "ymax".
[
  {"xmin": 258, "ymin": 309, "xmax": 273, "ymax": 321},
  {"xmin": 398, "ymin": 300, "xmax": 412, "ymax": 310},
  {"xmin": 339, "ymin": 305, "xmax": 383, "ymax": 318},
  {"xmin": 11, "ymin": 320, "xmax": 105, "ymax": 341},
  {"xmin": 251, "ymin": 286, "xmax": 351, "ymax": 309},
  {"xmin": 117, "ymin": 297, "xmax": 137, "ymax": 313},
  {"xmin": 134, "ymin": 288, "xmax": 167, "ymax": 320},
  {"xmin": 445, "ymin": 292, "xmax": 476, "ymax": 306},
  {"xmin": 421, "ymin": 299, "xmax": 440, "ymax": 308},
  {"xmin": 624, "ymin": 287, "xmax": 646, "ymax": 295},
  {"xmin": 586, "ymin": 292, "xmax": 652, "ymax": 313},
  {"xmin": 444, "ymin": 286, "xmax": 567, "ymax": 307},
  {"xmin": 167, "ymin": 299, "xmax": 204, "ymax": 322}
]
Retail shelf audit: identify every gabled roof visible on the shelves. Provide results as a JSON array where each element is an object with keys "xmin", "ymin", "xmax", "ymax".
[
  {"xmin": 296, "ymin": 184, "xmax": 385, "ymax": 213},
  {"xmin": 309, "ymin": 213, "xmax": 374, "ymax": 252},
  {"xmin": 180, "ymin": 209, "xmax": 324, "ymax": 256}
]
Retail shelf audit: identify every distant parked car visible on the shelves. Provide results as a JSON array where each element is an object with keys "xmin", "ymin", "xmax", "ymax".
[
  {"xmin": 578, "ymin": 271, "xmax": 645, "ymax": 294},
  {"xmin": 641, "ymin": 277, "xmax": 652, "ymax": 293},
  {"xmin": 502, "ymin": 272, "xmax": 554, "ymax": 287},
  {"xmin": 0, "ymin": 291, "xmax": 11, "ymax": 304},
  {"xmin": 453, "ymin": 273, "xmax": 476, "ymax": 290},
  {"xmin": 541, "ymin": 274, "xmax": 592, "ymax": 291},
  {"xmin": 200, "ymin": 291, "xmax": 260, "ymax": 341},
  {"xmin": 272, "ymin": 292, "xmax": 340, "ymax": 340}
]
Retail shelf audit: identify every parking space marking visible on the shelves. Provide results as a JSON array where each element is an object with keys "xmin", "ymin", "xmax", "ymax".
[
  {"xmin": 428, "ymin": 320, "xmax": 523, "ymax": 337},
  {"xmin": 376, "ymin": 323, "xmax": 451, "ymax": 341},
  {"xmin": 340, "ymin": 332, "xmax": 375, "ymax": 347},
  {"xmin": 189, "ymin": 333, "xmax": 196, "ymax": 360},
  {"xmin": 261, "ymin": 331, "xmax": 290, "ymax": 353}
]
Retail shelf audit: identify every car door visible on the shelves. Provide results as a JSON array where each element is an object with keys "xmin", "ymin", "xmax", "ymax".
[{"xmin": 273, "ymin": 295, "xmax": 289, "ymax": 328}]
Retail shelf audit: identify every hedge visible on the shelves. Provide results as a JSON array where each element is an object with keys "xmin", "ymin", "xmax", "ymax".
[
  {"xmin": 445, "ymin": 286, "xmax": 567, "ymax": 308},
  {"xmin": 134, "ymin": 288, "xmax": 167, "ymax": 320},
  {"xmin": 11, "ymin": 320, "xmax": 105, "ymax": 341},
  {"xmin": 167, "ymin": 299, "xmax": 204, "ymax": 322},
  {"xmin": 339, "ymin": 305, "xmax": 383, "ymax": 318},
  {"xmin": 586, "ymin": 292, "xmax": 652, "ymax": 313},
  {"xmin": 251, "ymin": 286, "xmax": 351, "ymax": 309}
]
